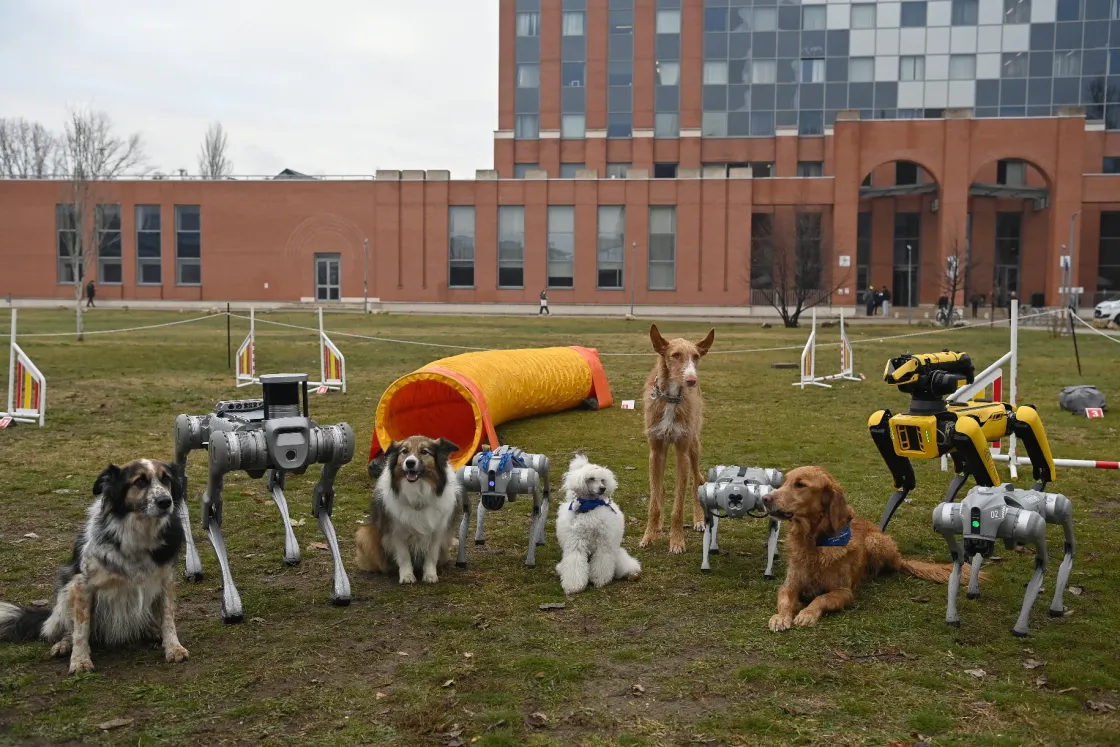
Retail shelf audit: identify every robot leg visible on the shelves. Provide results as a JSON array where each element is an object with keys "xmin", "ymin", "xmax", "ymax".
[
  {"xmin": 1009, "ymin": 406, "xmax": 1057, "ymax": 490},
  {"xmin": 869, "ymin": 409, "xmax": 917, "ymax": 530},
  {"xmin": 312, "ymin": 462, "xmax": 351, "ymax": 607},
  {"xmin": 268, "ymin": 470, "xmax": 302, "ymax": 566},
  {"xmin": 950, "ymin": 416, "xmax": 1001, "ymax": 489},
  {"xmin": 933, "ymin": 503, "xmax": 965, "ymax": 627},
  {"xmin": 456, "ymin": 494, "xmax": 472, "ymax": 568},
  {"xmin": 700, "ymin": 511, "xmax": 715, "ymax": 573},
  {"xmin": 1048, "ymin": 496, "xmax": 1076, "ymax": 617},
  {"xmin": 201, "ymin": 471, "xmax": 244, "ymax": 624},
  {"xmin": 474, "ymin": 503, "xmax": 488, "ymax": 545},
  {"xmin": 764, "ymin": 519, "xmax": 781, "ymax": 580},
  {"xmin": 524, "ymin": 489, "xmax": 542, "ymax": 568},
  {"xmin": 1007, "ymin": 507, "xmax": 1049, "ymax": 637}
]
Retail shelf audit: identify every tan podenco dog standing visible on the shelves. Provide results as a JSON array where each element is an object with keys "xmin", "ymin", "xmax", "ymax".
[{"xmin": 640, "ymin": 324, "xmax": 715, "ymax": 554}]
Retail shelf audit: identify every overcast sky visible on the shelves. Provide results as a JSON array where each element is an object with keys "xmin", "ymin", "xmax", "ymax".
[{"xmin": 0, "ymin": 0, "xmax": 499, "ymax": 178}]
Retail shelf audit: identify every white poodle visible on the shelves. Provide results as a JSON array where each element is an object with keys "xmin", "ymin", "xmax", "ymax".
[{"xmin": 555, "ymin": 454, "xmax": 642, "ymax": 595}]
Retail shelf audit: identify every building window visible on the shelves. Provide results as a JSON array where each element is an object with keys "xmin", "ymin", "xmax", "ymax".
[
  {"xmin": 997, "ymin": 159, "xmax": 1026, "ymax": 186},
  {"xmin": 1004, "ymin": 0, "xmax": 1031, "ymax": 23},
  {"xmin": 1113, "ymin": 0, "xmax": 1120, "ymax": 19},
  {"xmin": 515, "ymin": 114, "xmax": 539, "ymax": 139},
  {"xmin": 851, "ymin": 3, "xmax": 877, "ymax": 28},
  {"xmin": 796, "ymin": 214, "xmax": 824, "ymax": 291},
  {"xmin": 654, "ymin": 163, "xmax": 678, "ymax": 178},
  {"xmin": 1057, "ymin": 0, "xmax": 1081, "ymax": 20},
  {"xmin": 609, "ymin": 61, "xmax": 633, "ymax": 86},
  {"xmin": 606, "ymin": 163, "xmax": 629, "ymax": 178},
  {"xmin": 1099, "ymin": 212, "xmax": 1120, "ymax": 297},
  {"xmin": 136, "ymin": 205, "xmax": 161, "ymax": 285},
  {"xmin": 1053, "ymin": 51, "xmax": 1080, "ymax": 77},
  {"xmin": 857, "ymin": 212, "xmax": 872, "ymax": 305},
  {"xmin": 56, "ymin": 204, "xmax": 80, "ymax": 284},
  {"xmin": 514, "ymin": 163, "xmax": 538, "ymax": 178},
  {"xmin": 901, "ymin": 1, "xmax": 928, "ymax": 26},
  {"xmin": 863, "ymin": 173, "xmax": 873, "ymax": 187},
  {"xmin": 608, "ymin": 113, "xmax": 632, "ymax": 138},
  {"xmin": 561, "ymin": 114, "xmax": 586, "ymax": 139},
  {"xmin": 610, "ymin": 9, "xmax": 633, "ymax": 34},
  {"xmin": 750, "ymin": 161, "xmax": 775, "ymax": 178},
  {"xmin": 797, "ymin": 161, "xmax": 824, "ymax": 177},
  {"xmin": 559, "ymin": 163, "xmax": 582, "ymax": 178},
  {"xmin": 753, "ymin": 7, "xmax": 777, "ymax": 31},
  {"xmin": 951, "ymin": 0, "xmax": 979, "ymax": 25},
  {"xmin": 900, "ymin": 56, "xmax": 926, "ymax": 81},
  {"xmin": 705, "ymin": 6, "xmax": 728, "ymax": 31},
  {"xmin": 448, "ymin": 206, "xmax": 475, "ymax": 288},
  {"xmin": 751, "ymin": 60, "xmax": 777, "ymax": 84},
  {"xmin": 656, "ymin": 9, "xmax": 680, "ymax": 34},
  {"xmin": 657, "ymin": 60, "xmax": 680, "ymax": 86},
  {"xmin": 703, "ymin": 61, "xmax": 729, "ymax": 85},
  {"xmin": 995, "ymin": 212, "xmax": 1022, "ymax": 305},
  {"xmin": 1002, "ymin": 52, "xmax": 1028, "ymax": 77},
  {"xmin": 96, "ymin": 204, "xmax": 122, "ymax": 284},
  {"xmin": 802, "ymin": 5, "xmax": 826, "ymax": 29},
  {"xmin": 548, "ymin": 206, "xmax": 575, "ymax": 288},
  {"xmin": 850, "ymin": 57, "xmax": 875, "ymax": 83},
  {"xmin": 893, "ymin": 213, "xmax": 921, "ymax": 307},
  {"xmin": 562, "ymin": 11, "xmax": 584, "ymax": 36},
  {"xmin": 175, "ymin": 205, "xmax": 201, "ymax": 286},
  {"xmin": 648, "ymin": 206, "xmax": 676, "ymax": 290},
  {"xmin": 949, "ymin": 54, "xmax": 976, "ymax": 79},
  {"xmin": 1104, "ymin": 157, "xmax": 1120, "ymax": 173},
  {"xmin": 702, "ymin": 112, "xmax": 728, "ymax": 137},
  {"xmin": 498, "ymin": 206, "xmax": 525, "ymax": 288},
  {"xmin": 798, "ymin": 59, "xmax": 825, "ymax": 83},
  {"xmin": 562, "ymin": 62, "xmax": 585, "ymax": 87},
  {"xmin": 598, "ymin": 206, "xmax": 625, "ymax": 289},
  {"xmin": 654, "ymin": 113, "xmax": 679, "ymax": 138},
  {"xmin": 517, "ymin": 64, "xmax": 540, "ymax": 88},
  {"xmin": 896, "ymin": 161, "xmax": 923, "ymax": 185},
  {"xmin": 750, "ymin": 213, "xmax": 775, "ymax": 292},
  {"xmin": 517, "ymin": 12, "xmax": 540, "ymax": 37}
]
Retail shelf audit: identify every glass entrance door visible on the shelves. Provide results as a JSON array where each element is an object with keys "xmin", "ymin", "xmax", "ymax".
[{"xmin": 316, "ymin": 254, "xmax": 340, "ymax": 302}]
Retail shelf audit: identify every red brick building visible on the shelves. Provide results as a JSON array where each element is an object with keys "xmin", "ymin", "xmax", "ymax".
[{"xmin": 2, "ymin": 0, "xmax": 1119, "ymax": 310}]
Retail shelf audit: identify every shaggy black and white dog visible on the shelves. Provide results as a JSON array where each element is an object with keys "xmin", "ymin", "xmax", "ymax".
[{"xmin": 0, "ymin": 459, "xmax": 190, "ymax": 675}]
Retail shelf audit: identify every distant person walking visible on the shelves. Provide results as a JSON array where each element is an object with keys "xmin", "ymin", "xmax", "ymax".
[
  {"xmin": 880, "ymin": 285, "xmax": 891, "ymax": 317},
  {"xmin": 85, "ymin": 280, "xmax": 96, "ymax": 308},
  {"xmin": 865, "ymin": 286, "xmax": 876, "ymax": 316},
  {"xmin": 539, "ymin": 289, "xmax": 550, "ymax": 316},
  {"xmin": 971, "ymin": 293, "xmax": 982, "ymax": 319}
]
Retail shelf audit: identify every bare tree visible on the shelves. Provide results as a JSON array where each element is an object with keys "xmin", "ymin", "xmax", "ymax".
[
  {"xmin": 749, "ymin": 210, "xmax": 849, "ymax": 328},
  {"xmin": 0, "ymin": 117, "xmax": 59, "ymax": 178},
  {"xmin": 939, "ymin": 234, "xmax": 966, "ymax": 327},
  {"xmin": 197, "ymin": 121, "xmax": 232, "ymax": 179},
  {"xmin": 56, "ymin": 107, "xmax": 146, "ymax": 340}
]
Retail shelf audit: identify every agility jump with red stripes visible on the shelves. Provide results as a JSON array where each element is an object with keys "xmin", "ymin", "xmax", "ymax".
[
  {"xmin": 0, "ymin": 309, "xmax": 46, "ymax": 427},
  {"xmin": 792, "ymin": 308, "xmax": 862, "ymax": 389},
  {"xmin": 236, "ymin": 307, "xmax": 346, "ymax": 393}
]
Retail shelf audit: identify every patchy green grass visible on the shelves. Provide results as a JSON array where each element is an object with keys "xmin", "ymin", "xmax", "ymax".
[{"xmin": 0, "ymin": 308, "xmax": 1118, "ymax": 746}]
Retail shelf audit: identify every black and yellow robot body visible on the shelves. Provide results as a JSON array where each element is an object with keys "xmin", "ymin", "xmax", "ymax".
[{"xmin": 868, "ymin": 350, "xmax": 1058, "ymax": 530}]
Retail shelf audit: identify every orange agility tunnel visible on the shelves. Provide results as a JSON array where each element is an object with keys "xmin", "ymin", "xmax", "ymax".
[{"xmin": 369, "ymin": 346, "xmax": 613, "ymax": 470}]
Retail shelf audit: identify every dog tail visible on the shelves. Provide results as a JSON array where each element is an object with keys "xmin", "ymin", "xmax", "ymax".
[
  {"xmin": 899, "ymin": 558, "xmax": 987, "ymax": 584},
  {"xmin": 0, "ymin": 602, "xmax": 50, "ymax": 642},
  {"xmin": 354, "ymin": 523, "xmax": 382, "ymax": 574}
]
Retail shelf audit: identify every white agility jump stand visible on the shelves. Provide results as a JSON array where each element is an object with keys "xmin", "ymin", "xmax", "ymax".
[
  {"xmin": 793, "ymin": 308, "xmax": 862, "ymax": 389},
  {"xmin": 0, "ymin": 309, "xmax": 47, "ymax": 427},
  {"xmin": 941, "ymin": 300, "xmax": 1119, "ymax": 476},
  {"xmin": 234, "ymin": 307, "xmax": 346, "ymax": 393}
]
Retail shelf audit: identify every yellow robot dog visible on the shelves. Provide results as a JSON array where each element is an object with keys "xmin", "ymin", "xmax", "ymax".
[{"xmin": 868, "ymin": 350, "xmax": 1057, "ymax": 530}]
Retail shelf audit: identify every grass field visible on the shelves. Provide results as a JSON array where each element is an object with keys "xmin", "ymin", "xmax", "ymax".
[{"xmin": 0, "ymin": 308, "xmax": 1118, "ymax": 746}]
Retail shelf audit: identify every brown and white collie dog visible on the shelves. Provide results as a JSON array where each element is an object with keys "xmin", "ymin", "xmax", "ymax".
[{"xmin": 355, "ymin": 436, "xmax": 460, "ymax": 585}]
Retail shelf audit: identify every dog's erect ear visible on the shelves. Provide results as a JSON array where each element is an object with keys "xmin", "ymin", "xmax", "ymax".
[
  {"xmin": 821, "ymin": 476, "xmax": 852, "ymax": 537},
  {"xmin": 93, "ymin": 464, "xmax": 122, "ymax": 496},
  {"xmin": 435, "ymin": 438, "xmax": 459, "ymax": 458},
  {"xmin": 696, "ymin": 328, "xmax": 715, "ymax": 357},
  {"xmin": 649, "ymin": 324, "xmax": 668, "ymax": 355}
]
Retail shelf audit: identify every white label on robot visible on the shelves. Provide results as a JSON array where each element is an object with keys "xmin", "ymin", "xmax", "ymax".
[{"xmin": 621, "ymin": 400, "xmax": 635, "ymax": 410}]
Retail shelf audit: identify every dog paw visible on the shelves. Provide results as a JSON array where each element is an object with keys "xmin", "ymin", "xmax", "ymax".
[
  {"xmin": 638, "ymin": 533, "xmax": 657, "ymax": 548},
  {"xmin": 793, "ymin": 611, "xmax": 820, "ymax": 628},
  {"xmin": 692, "ymin": 521, "xmax": 705, "ymax": 533},
  {"xmin": 165, "ymin": 645, "xmax": 190, "ymax": 663},
  {"xmin": 398, "ymin": 571, "xmax": 417, "ymax": 585},
  {"xmin": 422, "ymin": 571, "xmax": 439, "ymax": 584},
  {"xmin": 768, "ymin": 614, "xmax": 793, "ymax": 633},
  {"xmin": 668, "ymin": 538, "xmax": 686, "ymax": 554},
  {"xmin": 561, "ymin": 583, "xmax": 585, "ymax": 595},
  {"xmin": 49, "ymin": 639, "xmax": 71, "ymax": 658},
  {"xmin": 626, "ymin": 570, "xmax": 642, "ymax": 581},
  {"xmin": 68, "ymin": 656, "xmax": 94, "ymax": 675}
]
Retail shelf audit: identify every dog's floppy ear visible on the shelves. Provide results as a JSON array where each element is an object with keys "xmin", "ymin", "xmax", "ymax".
[
  {"xmin": 568, "ymin": 452, "xmax": 589, "ymax": 472},
  {"xmin": 162, "ymin": 461, "xmax": 185, "ymax": 503},
  {"xmin": 383, "ymin": 441, "xmax": 403, "ymax": 470},
  {"xmin": 821, "ymin": 475, "xmax": 853, "ymax": 537},
  {"xmin": 649, "ymin": 324, "xmax": 668, "ymax": 355},
  {"xmin": 696, "ymin": 328, "xmax": 715, "ymax": 357},
  {"xmin": 435, "ymin": 438, "xmax": 459, "ymax": 458},
  {"xmin": 93, "ymin": 464, "xmax": 122, "ymax": 496}
]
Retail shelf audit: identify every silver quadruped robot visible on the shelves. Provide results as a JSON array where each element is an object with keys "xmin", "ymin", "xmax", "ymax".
[
  {"xmin": 173, "ymin": 373, "xmax": 355, "ymax": 623},
  {"xmin": 455, "ymin": 445, "xmax": 551, "ymax": 568},
  {"xmin": 932, "ymin": 483, "xmax": 1076, "ymax": 637},
  {"xmin": 698, "ymin": 466, "xmax": 785, "ymax": 578}
]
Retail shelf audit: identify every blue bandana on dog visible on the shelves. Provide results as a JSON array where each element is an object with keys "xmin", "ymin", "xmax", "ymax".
[
  {"xmin": 816, "ymin": 524, "xmax": 852, "ymax": 547},
  {"xmin": 571, "ymin": 497, "xmax": 616, "ymax": 514}
]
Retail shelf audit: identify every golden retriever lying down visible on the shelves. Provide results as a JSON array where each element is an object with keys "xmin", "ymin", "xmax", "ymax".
[{"xmin": 762, "ymin": 466, "xmax": 981, "ymax": 631}]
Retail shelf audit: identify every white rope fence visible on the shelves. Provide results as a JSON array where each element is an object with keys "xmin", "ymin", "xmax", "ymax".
[{"xmin": 1072, "ymin": 313, "xmax": 1120, "ymax": 345}]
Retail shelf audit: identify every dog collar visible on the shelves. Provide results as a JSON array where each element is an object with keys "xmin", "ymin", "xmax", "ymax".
[
  {"xmin": 651, "ymin": 384, "xmax": 682, "ymax": 405},
  {"xmin": 816, "ymin": 524, "xmax": 852, "ymax": 547},
  {"xmin": 571, "ymin": 497, "xmax": 616, "ymax": 514}
]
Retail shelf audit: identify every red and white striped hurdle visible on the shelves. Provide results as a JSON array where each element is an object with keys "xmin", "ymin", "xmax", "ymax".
[
  {"xmin": 0, "ymin": 309, "xmax": 46, "ymax": 427},
  {"xmin": 235, "ymin": 307, "xmax": 346, "ymax": 393}
]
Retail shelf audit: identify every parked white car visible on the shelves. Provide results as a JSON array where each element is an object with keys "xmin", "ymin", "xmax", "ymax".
[{"xmin": 1094, "ymin": 298, "xmax": 1120, "ymax": 324}]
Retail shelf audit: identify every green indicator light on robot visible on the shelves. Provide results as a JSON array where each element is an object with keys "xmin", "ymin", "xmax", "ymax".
[{"xmin": 971, "ymin": 520, "xmax": 980, "ymax": 528}]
